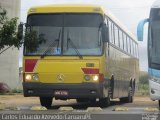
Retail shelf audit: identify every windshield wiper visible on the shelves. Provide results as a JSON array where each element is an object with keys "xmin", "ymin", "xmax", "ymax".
[
  {"xmin": 56, "ymin": 29, "xmax": 61, "ymax": 50},
  {"xmin": 41, "ymin": 30, "xmax": 61, "ymax": 58},
  {"xmin": 67, "ymin": 31, "xmax": 83, "ymax": 59}
]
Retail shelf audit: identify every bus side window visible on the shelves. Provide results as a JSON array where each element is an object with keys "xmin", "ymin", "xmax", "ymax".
[
  {"xmin": 123, "ymin": 33, "xmax": 127, "ymax": 52},
  {"xmin": 134, "ymin": 43, "xmax": 137, "ymax": 58},
  {"xmin": 136, "ymin": 44, "xmax": 138, "ymax": 58},
  {"xmin": 132, "ymin": 41, "xmax": 135, "ymax": 57},
  {"xmin": 114, "ymin": 25, "xmax": 119, "ymax": 47},
  {"xmin": 119, "ymin": 30, "xmax": 123, "ymax": 49},
  {"xmin": 137, "ymin": 44, "xmax": 139, "ymax": 58},
  {"xmin": 130, "ymin": 39, "xmax": 133, "ymax": 56},
  {"xmin": 127, "ymin": 37, "xmax": 130, "ymax": 54},
  {"xmin": 125, "ymin": 35, "xmax": 128, "ymax": 53},
  {"xmin": 133, "ymin": 42, "xmax": 136, "ymax": 57},
  {"xmin": 112, "ymin": 23, "xmax": 115, "ymax": 44},
  {"xmin": 108, "ymin": 20, "xmax": 113, "ymax": 44},
  {"xmin": 130, "ymin": 39, "xmax": 132, "ymax": 55}
]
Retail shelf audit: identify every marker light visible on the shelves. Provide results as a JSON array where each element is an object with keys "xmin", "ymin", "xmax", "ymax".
[
  {"xmin": 84, "ymin": 75, "xmax": 91, "ymax": 81},
  {"xmin": 93, "ymin": 75, "xmax": 99, "ymax": 82},
  {"xmin": 25, "ymin": 74, "xmax": 32, "ymax": 81},
  {"xmin": 32, "ymin": 74, "xmax": 38, "ymax": 81}
]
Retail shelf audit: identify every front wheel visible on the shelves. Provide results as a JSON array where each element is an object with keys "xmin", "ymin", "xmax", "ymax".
[
  {"xmin": 39, "ymin": 97, "xmax": 53, "ymax": 108},
  {"xmin": 99, "ymin": 96, "xmax": 110, "ymax": 108}
]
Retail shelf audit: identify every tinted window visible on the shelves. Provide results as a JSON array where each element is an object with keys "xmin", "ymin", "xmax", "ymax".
[
  {"xmin": 119, "ymin": 30, "xmax": 123, "ymax": 49},
  {"xmin": 25, "ymin": 14, "xmax": 104, "ymax": 56},
  {"xmin": 114, "ymin": 26, "xmax": 119, "ymax": 46}
]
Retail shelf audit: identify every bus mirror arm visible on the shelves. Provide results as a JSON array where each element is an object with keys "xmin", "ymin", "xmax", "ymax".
[
  {"xmin": 102, "ymin": 24, "xmax": 109, "ymax": 43},
  {"xmin": 137, "ymin": 18, "xmax": 149, "ymax": 41},
  {"xmin": 17, "ymin": 22, "xmax": 24, "ymax": 40}
]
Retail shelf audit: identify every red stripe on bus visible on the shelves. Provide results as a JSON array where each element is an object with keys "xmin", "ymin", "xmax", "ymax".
[
  {"xmin": 81, "ymin": 68, "xmax": 99, "ymax": 74},
  {"xmin": 25, "ymin": 59, "xmax": 38, "ymax": 72}
]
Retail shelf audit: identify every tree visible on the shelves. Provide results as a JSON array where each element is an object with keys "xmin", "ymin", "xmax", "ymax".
[{"xmin": 0, "ymin": 6, "xmax": 22, "ymax": 55}]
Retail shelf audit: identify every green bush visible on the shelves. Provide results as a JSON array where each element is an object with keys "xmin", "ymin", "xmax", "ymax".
[
  {"xmin": 11, "ymin": 88, "xmax": 23, "ymax": 93},
  {"xmin": 136, "ymin": 71, "xmax": 149, "ymax": 96},
  {"xmin": 136, "ymin": 84, "xmax": 149, "ymax": 96}
]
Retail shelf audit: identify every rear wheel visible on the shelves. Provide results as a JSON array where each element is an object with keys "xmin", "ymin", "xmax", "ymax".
[
  {"xmin": 120, "ymin": 87, "xmax": 133, "ymax": 103},
  {"xmin": 39, "ymin": 97, "xmax": 53, "ymax": 108},
  {"xmin": 128, "ymin": 87, "xmax": 133, "ymax": 103},
  {"xmin": 132, "ymin": 79, "xmax": 136, "ymax": 95},
  {"xmin": 158, "ymin": 100, "xmax": 160, "ymax": 109}
]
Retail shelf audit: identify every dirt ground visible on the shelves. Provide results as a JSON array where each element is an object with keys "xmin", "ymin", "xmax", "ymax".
[{"xmin": 0, "ymin": 94, "xmax": 158, "ymax": 108}]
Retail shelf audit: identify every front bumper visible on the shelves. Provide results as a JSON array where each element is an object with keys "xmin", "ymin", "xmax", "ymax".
[{"xmin": 23, "ymin": 82, "xmax": 104, "ymax": 99}]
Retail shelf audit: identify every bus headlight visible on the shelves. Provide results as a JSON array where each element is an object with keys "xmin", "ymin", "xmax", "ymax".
[
  {"xmin": 93, "ymin": 75, "xmax": 99, "ymax": 82},
  {"xmin": 32, "ymin": 74, "xmax": 39, "ymax": 81},
  {"xmin": 150, "ymin": 76, "xmax": 160, "ymax": 84},
  {"xmin": 84, "ymin": 75, "xmax": 91, "ymax": 81},
  {"xmin": 25, "ymin": 74, "xmax": 32, "ymax": 81}
]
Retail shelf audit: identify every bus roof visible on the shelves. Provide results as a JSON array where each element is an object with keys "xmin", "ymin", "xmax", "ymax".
[
  {"xmin": 28, "ymin": 4, "xmax": 137, "ymax": 43},
  {"xmin": 28, "ymin": 4, "xmax": 104, "ymax": 15},
  {"xmin": 152, "ymin": 0, "xmax": 160, "ymax": 8}
]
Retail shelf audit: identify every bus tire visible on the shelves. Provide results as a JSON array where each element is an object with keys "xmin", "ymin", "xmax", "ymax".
[
  {"xmin": 132, "ymin": 79, "xmax": 136, "ymax": 95},
  {"xmin": 110, "ymin": 76, "xmax": 114, "ymax": 98},
  {"xmin": 39, "ymin": 97, "xmax": 53, "ymax": 108},
  {"xmin": 99, "ymin": 94, "xmax": 111, "ymax": 108},
  {"xmin": 128, "ymin": 87, "xmax": 133, "ymax": 103},
  {"xmin": 159, "ymin": 100, "xmax": 160, "ymax": 109},
  {"xmin": 120, "ymin": 87, "xmax": 133, "ymax": 103}
]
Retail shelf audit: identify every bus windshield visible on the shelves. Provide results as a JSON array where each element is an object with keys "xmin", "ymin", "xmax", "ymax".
[
  {"xmin": 149, "ymin": 9, "xmax": 160, "ymax": 68},
  {"xmin": 24, "ymin": 13, "xmax": 104, "ymax": 56}
]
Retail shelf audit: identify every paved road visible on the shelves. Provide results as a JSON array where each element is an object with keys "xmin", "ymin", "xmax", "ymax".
[{"xmin": 0, "ymin": 95, "xmax": 159, "ymax": 120}]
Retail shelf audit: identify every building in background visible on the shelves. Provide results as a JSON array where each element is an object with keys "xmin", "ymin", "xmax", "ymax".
[{"xmin": 0, "ymin": 0, "xmax": 21, "ymax": 89}]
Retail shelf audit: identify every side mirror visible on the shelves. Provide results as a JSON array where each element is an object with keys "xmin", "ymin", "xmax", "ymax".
[
  {"xmin": 17, "ymin": 22, "xmax": 24, "ymax": 40},
  {"xmin": 102, "ymin": 24, "xmax": 109, "ymax": 43},
  {"xmin": 137, "ymin": 18, "xmax": 149, "ymax": 41}
]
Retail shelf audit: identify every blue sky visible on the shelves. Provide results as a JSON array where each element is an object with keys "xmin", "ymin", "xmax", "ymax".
[{"xmin": 20, "ymin": 0, "xmax": 155, "ymax": 71}]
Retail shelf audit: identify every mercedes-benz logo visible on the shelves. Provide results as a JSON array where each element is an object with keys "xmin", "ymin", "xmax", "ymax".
[{"xmin": 57, "ymin": 74, "xmax": 64, "ymax": 81}]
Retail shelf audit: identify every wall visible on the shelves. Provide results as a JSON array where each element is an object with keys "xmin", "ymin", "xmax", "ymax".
[{"xmin": 0, "ymin": 0, "xmax": 21, "ymax": 89}]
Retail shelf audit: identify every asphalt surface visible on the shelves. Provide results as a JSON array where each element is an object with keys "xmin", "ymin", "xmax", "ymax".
[{"xmin": 0, "ymin": 95, "xmax": 160, "ymax": 120}]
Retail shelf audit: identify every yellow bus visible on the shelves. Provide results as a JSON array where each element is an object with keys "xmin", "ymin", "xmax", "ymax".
[{"xmin": 21, "ymin": 4, "xmax": 139, "ymax": 108}]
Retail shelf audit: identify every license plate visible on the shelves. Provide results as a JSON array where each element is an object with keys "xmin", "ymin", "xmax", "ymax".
[{"xmin": 54, "ymin": 90, "xmax": 68, "ymax": 96}]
